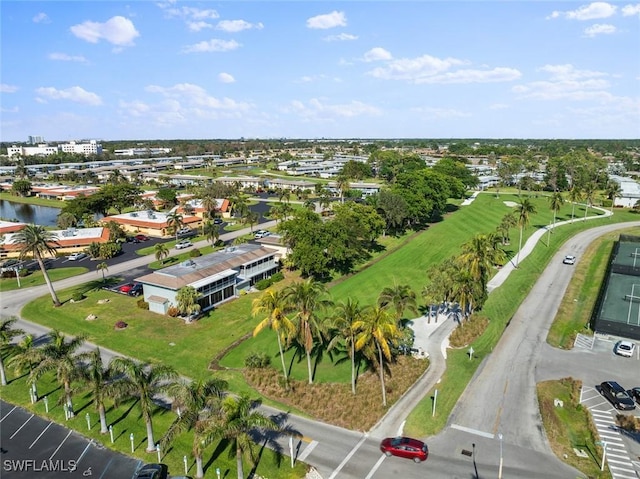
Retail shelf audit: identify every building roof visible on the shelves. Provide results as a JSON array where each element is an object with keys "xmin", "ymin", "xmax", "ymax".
[
  {"xmin": 2, "ymin": 227, "xmax": 109, "ymax": 250},
  {"xmin": 103, "ymin": 210, "xmax": 201, "ymax": 229},
  {"xmin": 136, "ymin": 244, "xmax": 277, "ymax": 290},
  {"xmin": 0, "ymin": 220, "xmax": 26, "ymax": 235}
]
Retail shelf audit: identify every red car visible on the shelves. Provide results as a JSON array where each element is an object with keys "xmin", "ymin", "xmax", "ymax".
[
  {"xmin": 135, "ymin": 234, "xmax": 150, "ymax": 241},
  {"xmin": 380, "ymin": 437, "xmax": 428, "ymax": 463},
  {"xmin": 118, "ymin": 283, "xmax": 136, "ymax": 294}
]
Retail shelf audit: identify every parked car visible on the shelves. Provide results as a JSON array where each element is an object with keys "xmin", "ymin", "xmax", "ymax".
[
  {"xmin": 614, "ymin": 340, "xmax": 636, "ymax": 358},
  {"xmin": 134, "ymin": 463, "xmax": 168, "ymax": 479},
  {"xmin": 628, "ymin": 387, "xmax": 640, "ymax": 404},
  {"xmin": 118, "ymin": 283, "xmax": 137, "ymax": 294},
  {"xmin": 128, "ymin": 283, "xmax": 143, "ymax": 297},
  {"xmin": 0, "ymin": 259, "xmax": 23, "ymax": 273},
  {"xmin": 213, "ymin": 218, "xmax": 223, "ymax": 224},
  {"xmin": 176, "ymin": 227, "xmax": 193, "ymax": 236},
  {"xmin": 562, "ymin": 255, "xmax": 576, "ymax": 265},
  {"xmin": 380, "ymin": 437, "xmax": 428, "ymax": 462},
  {"xmin": 254, "ymin": 230, "xmax": 270, "ymax": 239},
  {"xmin": 67, "ymin": 252, "xmax": 87, "ymax": 261},
  {"xmin": 175, "ymin": 240, "xmax": 193, "ymax": 250},
  {"xmin": 599, "ymin": 381, "xmax": 636, "ymax": 410},
  {"xmin": 135, "ymin": 234, "xmax": 150, "ymax": 241}
]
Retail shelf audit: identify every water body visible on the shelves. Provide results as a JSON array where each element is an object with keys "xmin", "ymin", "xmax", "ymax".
[{"xmin": 0, "ymin": 200, "xmax": 62, "ymax": 226}]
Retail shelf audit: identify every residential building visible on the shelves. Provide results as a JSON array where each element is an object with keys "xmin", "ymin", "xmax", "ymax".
[
  {"xmin": 1, "ymin": 226, "xmax": 110, "ymax": 258},
  {"xmin": 102, "ymin": 209, "xmax": 202, "ymax": 238}
]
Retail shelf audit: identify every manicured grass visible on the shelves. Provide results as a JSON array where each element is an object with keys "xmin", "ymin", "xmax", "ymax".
[
  {"xmin": 0, "ymin": 192, "xmax": 63, "ymax": 208},
  {"xmin": 0, "ymin": 371, "xmax": 307, "ymax": 479},
  {"xmin": 0, "ymin": 267, "xmax": 88, "ymax": 292},
  {"xmin": 148, "ymin": 244, "xmax": 219, "ymax": 269}
]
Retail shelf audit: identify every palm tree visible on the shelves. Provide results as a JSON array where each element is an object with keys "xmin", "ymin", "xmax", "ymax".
[
  {"xmin": 450, "ymin": 270, "xmax": 477, "ymax": 321},
  {"xmin": 303, "ymin": 198, "xmax": 316, "ymax": 211},
  {"xmin": 166, "ymin": 211, "xmax": 184, "ymax": 242},
  {"xmin": 154, "ymin": 243, "xmax": 170, "ymax": 264},
  {"xmin": 335, "ymin": 175, "xmax": 350, "ymax": 204},
  {"xmin": 80, "ymin": 348, "xmax": 116, "ymax": 434},
  {"xmin": 605, "ymin": 180, "xmax": 622, "ymax": 212},
  {"xmin": 0, "ymin": 317, "xmax": 24, "ymax": 386},
  {"xmin": 7, "ymin": 333, "xmax": 37, "ymax": 396},
  {"xmin": 548, "ymin": 192, "xmax": 564, "ymax": 244},
  {"xmin": 162, "ymin": 378, "xmax": 228, "ymax": 478},
  {"xmin": 208, "ymin": 394, "xmax": 281, "ymax": 479},
  {"xmin": 457, "ymin": 233, "xmax": 506, "ymax": 293},
  {"xmin": 29, "ymin": 330, "xmax": 88, "ymax": 417},
  {"xmin": 496, "ymin": 212, "xmax": 517, "ymax": 246},
  {"xmin": 202, "ymin": 220, "xmax": 219, "ymax": 246},
  {"xmin": 327, "ymin": 299, "xmax": 368, "ymax": 394},
  {"xmin": 244, "ymin": 211, "xmax": 259, "ymax": 231},
  {"xmin": 201, "ymin": 195, "xmax": 217, "ymax": 219},
  {"xmin": 568, "ymin": 186, "xmax": 582, "ymax": 222},
  {"xmin": 96, "ymin": 262, "xmax": 109, "ymax": 282},
  {"xmin": 109, "ymin": 357, "xmax": 178, "ymax": 451},
  {"xmin": 11, "ymin": 224, "xmax": 61, "ymax": 306},
  {"xmin": 377, "ymin": 282, "xmax": 418, "ymax": 323},
  {"xmin": 353, "ymin": 305, "xmax": 399, "ymax": 406},
  {"xmin": 284, "ymin": 279, "xmax": 333, "ymax": 384},
  {"xmin": 252, "ymin": 289, "xmax": 295, "ymax": 382},
  {"xmin": 583, "ymin": 181, "xmax": 597, "ymax": 218},
  {"xmin": 176, "ymin": 286, "xmax": 202, "ymax": 317},
  {"xmin": 514, "ymin": 198, "xmax": 536, "ymax": 267}
]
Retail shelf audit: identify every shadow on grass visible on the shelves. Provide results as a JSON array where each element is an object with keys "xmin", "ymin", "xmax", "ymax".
[{"xmin": 109, "ymin": 397, "xmax": 139, "ymax": 427}]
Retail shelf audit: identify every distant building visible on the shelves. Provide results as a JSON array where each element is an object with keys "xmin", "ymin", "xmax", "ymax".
[
  {"xmin": 1, "ymin": 226, "xmax": 110, "ymax": 258},
  {"xmin": 610, "ymin": 175, "xmax": 640, "ymax": 208},
  {"xmin": 102, "ymin": 209, "xmax": 202, "ymax": 238},
  {"xmin": 28, "ymin": 136, "xmax": 45, "ymax": 145},
  {"xmin": 7, "ymin": 140, "xmax": 102, "ymax": 157}
]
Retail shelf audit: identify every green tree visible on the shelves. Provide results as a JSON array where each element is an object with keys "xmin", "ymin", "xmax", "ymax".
[
  {"xmin": 156, "ymin": 187, "xmax": 178, "ymax": 208},
  {"xmin": 96, "ymin": 262, "xmax": 109, "ymax": 282},
  {"xmin": 252, "ymin": 289, "xmax": 295, "ymax": 382},
  {"xmin": 605, "ymin": 180, "xmax": 622, "ymax": 212},
  {"xmin": 496, "ymin": 212, "xmax": 517, "ymax": 246},
  {"xmin": 10, "ymin": 179, "xmax": 32, "ymax": 197},
  {"xmin": 154, "ymin": 243, "xmax": 170, "ymax": 264},
  {"xmin": 80, "ymin": 348, "xmax": 116, "ymax": 434},
  {"xmin": 548, "ymin": 192, "xmax": 564, "ymax": 243},
  {"xmin": 11, "ymin": 224, "xmax": 61, "ymax": 306},
  {"xmin": 109, "ymin": 357, "xmax": 178, "ymax": 452},
  {"xmin": 202, "ymin": 220, "xmax": 219, "ymax": 246},
  {"xmin": 176, "ymin": 286, "xmax": 202, "ymax": 317},
  {"xmin": 377, "ymin": 282, "xmax": 418, "ymax": 323},
  {"xmin": 457, "ymin": 233, "xmax": 506, "ymax": 294},
  {"xmin": 568, "ymin": 186, "xmax": 582, "ymax": 221},
  {"xmin": 166, "ymin": 211, "xmax": 185, "ymax": 242},
  {"xmin": 56, "ymin": 212, "xmax": 78, "ymax": 229},
  {"xmin": 514, "ymin": 198, "xmax": 537, "ymax": 267},
  {"xmin": 0, "ymin": 317, "xmax": 24, "ymax": 386}
]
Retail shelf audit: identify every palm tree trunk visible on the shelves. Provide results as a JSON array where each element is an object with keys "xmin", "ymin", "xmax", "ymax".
[
  {"xmin": 65, "ymin": 381, "xmax": 74, "ymax": 417},
  {"xmin": 571, "ymin": 203, "xmax": 576, "ymax": 221},
  {"xmin": 276, "ymin": 333, "xmax": 288, "ymax": 381},
  {"xmin": 584, "ymin": 203, "xmax": 589, "ymax": 218},
  {"xmin": 236, "ymin": 446, "xmax": 244, "ymax": 479},
  {"xmin": 0, "ymin": 355, "xmax": 7, "ymax": 386},
  {"xmin": 516, "ymin": 226, "xmax": 523, "ymax": 267},
  {"xmin": 306, "ymin": 351, "xmax": 313, "ymax": 385},
  {"xmin": 378, "ymin": 344, "xmax": 387, "ymax": 407},
  {"xmin": 145, "ymin": 420, "xmax": 156, "ymax": 452},
  {"xmin": 98, "ymin": 403, "xmax": 108, "ymax": 434},
  {"xmin": 196, "ymin": 455, "xmax": 204, "ymax": 478},
  {"xmin": 350, "ymin": 340, "xmax": 356, "ymax": 395},
  {"xmin": 36, "ymin": 252, "xmax": 60, "ymax": 306}
]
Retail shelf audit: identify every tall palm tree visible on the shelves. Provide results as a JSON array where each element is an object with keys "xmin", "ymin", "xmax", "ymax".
[
  {"xmin": 11, "ymin": 224, "xmax": 61, "ymax": 306},
  {"xmin": 109, "ymin": 357, "xmax": 178, "ymax": 451},
  {"xmin": 496, "ymin": 212, "xmax": 517, "ymax": 246},
  {"xmin": 244, "ymin": 211, "xmax": 259, "ymax": 231},
  {"xmin": 568, "ymin": 186, "xmax": 582, "ymax": 222},
  {"xmin": 548, "ymin": 192, "xmax": 564, "ymax": 244},
  {"xmin": 583, "ymin": 181, "xmax": 597, "ymax": 218},
  {"xmin": 353, "ymin": 306, "xmax": 399, "ymax": 406},
  {"xmin": 201, "ymin": 195, "xmax": 217, "ymax": 219},
  {"xmin": 0, "ymin": 317, "xmax": 24, "ymax": 386},
  {"xmin": 166, "ymin": 211, "xmax": 184, "ymax": 242},
  {"xmin": 162, "ymin": 378, "xmax": 228, "ymax": 478},
  {"xmin": 7, "ymin": 333, "xmax": 37, "ymax": 395},
  {"xmin": 96, "ymin": 262, "xmax": 109, "ymax": 282},
  {"xmin": 252, "ymin": 289, "xmax": 295, "ymax": 382},
  {"xmin": 457, "ymin": 233, "xmax": 506, "ymax": 293},
  {"xmin": 202, "ymin": 220, "xmax": 219, "ymax": 246},
  {"xmin": 207, "ymin": 394, "xmax": 280, "ymax": 479},
  {"xmin": 176, "ymin": 286, "xmax": 202, "ymax": 317},
  {"xmin": 605, "ymin": 180, "xmax": 622, "ymax": 213},
  {"xmin": 514, "ymin": 198, "xmax": 537, "ymax": 267},
  {"xmin": 284, "ymin": 279, "xmax": 333, "ymax": 384},
  {"xmin": 335, "ymin": 175, "xmax": 350, "ymax": 204},
  {"xmin": 327, "ymin": 299, "xmax": 368, "ymax": 394},
  {"xmin": 154, "ymin": 243, "xmax": 170, "ymax": 264},
  {"xmin": 450, "ymin": 270, "xmax": 477, "ymax": 321},
  {"xmin": 29, "ymin": 330, "xmax": 88, "ymax": 417},
  {"xmin": 377, "ymin": 282, "xmax": 418, "ymax": 323},
  {"xmin": 80, "ymin": 348, "xmax": 116, "ymax": 434}
]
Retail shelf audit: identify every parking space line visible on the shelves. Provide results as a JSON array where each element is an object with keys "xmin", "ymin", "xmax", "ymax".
[
  {"xmin": 9, "ymin": 414, "xmax": 33, "ymax": 439},
  {"xmin": 364, "ymin": 453, "xmax": 386, "ymax": 479},
  {"xmin": 0, "ymin": 405, "xmax": 17, "ymax": 422},
  {"xmin": 97, "ymin": 457, "xmax": 115, "ymax": 479},
  {"xmin": 29, "ymin": 422, "xmax": 53, "ymax": 449},
  {"xmin": 76, "ymin": 439, "xmax": 94, "ymax": 464},
  {"xmin": 297, "ymin": 440, "xmax": 318, "ymax": 462},
  {"xmin": 49, "ymin": 430, "xmax": 73, "ymax": 460}
]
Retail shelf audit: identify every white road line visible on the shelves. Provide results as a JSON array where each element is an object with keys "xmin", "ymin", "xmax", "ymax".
[
  {"xmin": 297, "ymin": 440, "xmax": 318, "ymax": 462},
  {"xmin": 450, "ymin": 424, "xmax": 495, "ymax": 439},
  {"xmin": 396, "ymin": 420, "xmax": 406, "ymax": 437},
  {"xmin": 327, "ymin": 435, "xmax": 368, "ymax": 479},
  {"xmin": 364, "ymin": 454, "xmax": 387, "ymax": 479},
  {"xmin": 49, "ymin": 430, "xmax": 73, "ymax": 460},
  {"xmin": 98, "ymin": 457, "xmax": 115, "ymax": 479},
  {"xmin": 29, "ymin": 422, "xmax": 52, "ymax": 449},
  {"xmin": 0, "ymin": 405, "xmax": 17, "ymax": 422},
  {"xmin": 76, "ymin": 439, "xmax": 94, "ymax": 464},
  {"xmin": 9, "ymin": 414, "xmax": 33, "ymax": 439}
]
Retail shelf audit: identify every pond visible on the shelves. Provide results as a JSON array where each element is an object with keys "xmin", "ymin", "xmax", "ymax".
[{"xmin": 0, "ymin": 200, "xmax": 62, "ymax": 226}]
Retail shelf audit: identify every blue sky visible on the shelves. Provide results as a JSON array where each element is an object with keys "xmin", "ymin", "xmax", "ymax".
[{"xmin": 1, "ymin": 1, "xmax": 639, "ymax": 141}]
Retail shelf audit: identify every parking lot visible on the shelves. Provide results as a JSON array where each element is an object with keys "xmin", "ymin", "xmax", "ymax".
[{"xmin": 1, "ymin": 400, "xmax": 141, "ymax": 478}]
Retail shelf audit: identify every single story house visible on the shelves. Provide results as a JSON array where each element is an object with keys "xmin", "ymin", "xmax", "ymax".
[
  {"xmin": 102, "ymin": 210, "xmax": 202, "ymax": 238},
  {"xmin": 1, "ymin": 226, "xmax": 110, "ymax": 258}
]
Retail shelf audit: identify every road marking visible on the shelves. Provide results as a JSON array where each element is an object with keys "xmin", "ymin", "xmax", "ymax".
[
  {"xmin": 97, "ymin": 457, "xmax": 115, "ymax": 479},
  {"xmin": 9, "ymin": 414, "xmax": 33, "ymax": 439},
  {"xmin": 327, "ymin": 434, "xmax": 368, "ymax": 479},
  {"xmin": 76, "ymin": 439, "xmax": 94, "ymax": 463},
  {"xmin": 492, "ymin": 379, "xmax": 508, "ymax": 434},
  {"xmin": 450, "ymin": 424, "xmax": 495, "ymax": 439},
  {"xmin": 49, "ymin": 430, "xmax": 73, "ymax": 460},
  {"xmin": 364, "ymin": 453, "xmax": 386, "ymax": 479},
  {"xmin": 29, "ymin": 422, "xmax": 52, "ymax": 449},
  {"xmin": 297, "ymin": 440, "xmax": 318, "ymax": 462},
  {"xmin": 396, "ymin": 420, "xmax": 405, "ymax": 437},
  {"xmin": 0, "ymin": 405, "xmax": 17, "ymax": 422}
]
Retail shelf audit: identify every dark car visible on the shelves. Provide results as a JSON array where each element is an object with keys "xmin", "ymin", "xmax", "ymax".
[
  {"xmin": 135, "ymin": 234, "xmax": 150, "ymax": 241},
  {"xmin": 599, "ymin": 381, "xmax": 636, "ymax": 411},
  {"xmin": 128, "ymin": 283, "xmax": 143, "ymax": 296},
  {"xmin": 628, "ymin": 387, "xmax": 640, "ymax": 404},
  {"xmin": 134, "ymin": 463, "xmax": 168, "ymax": 479},
  {"xmin": 213, "ymin": 218, "xmax": 223, "ymax": 224},
  {"xmin": 380, "ymin": 436, "xmax": 428, "ymax": 462}
]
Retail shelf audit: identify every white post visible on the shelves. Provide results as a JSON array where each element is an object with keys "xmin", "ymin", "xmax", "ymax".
[
  {"xmin": 498, "ymin": 433, "xmax": 503, "ymax": 479},
  {"xmin": 109, "ymin": 425, "xmax": 114, "ymax": 443},
  {"xmin": 43, "ymin": 395, "xmax": 49, "ymax": 413},
  {"xmin": 183, "ymin": 455, "xmax": 188, "ymax": 475},
  {"xmin": 130, "ymin": 433, "xmax": 135, "ymax": 453},
  {"xmin": 289, "ymin": 436, "xmax": 294, "ymax": 468},
  {"xmin": 85, "ymin": 413, "xmax": 91, "ymax": 430},
  {"xmin": 156, "ymin": 444, "xmax": 161, "ymax": 462},
  {"xmin": 14, "ymin": 267, "xmax": 21, "ymax": 288},
  {"xmin": 468, "ymin": 346, "xmax": 474, "ymax": 361},
  {"xmin": 601, "ymin": 441, "xmax": 607, "ymax": 471},
  {"xmin": 432, "ymin": 389, "xmax": 438, "ymax": 417},
  {"xmin": 216, "ymin": 467, "xmax": 221, "ymax": 479}
]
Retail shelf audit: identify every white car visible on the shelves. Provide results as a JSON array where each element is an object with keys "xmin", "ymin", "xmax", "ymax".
[
  {"xmin": 175, "ymin": 240, "xmax": 193, "ymax": 250},
  {"xmin": 67, "ymin": 252, "xmax": 87, "ymax": 261},
  {"xmin": 254, "ymin": 230, "xmax": 270, "ymax": 239},
  {"xmin": 562, "ymin": 255, "xmax": 576, "ymax": 265},
  {"xmin": 614, "ymin": 340, "xmax": 636, "ymax": 358}
]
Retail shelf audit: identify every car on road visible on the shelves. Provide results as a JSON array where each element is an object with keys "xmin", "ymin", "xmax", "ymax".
[
  {"xmin": 176, "ymin": 227, "xmax": 193, "ymax": 236},
  {"xmin": 134, "ymin": 463, "xmax": 168, "ymax": 479},
  {"xmin": 128, "ymin": 283, "xmax": 143, "ymax": 297},
  {"xmin": 380, "ymin": 436, "xmax": 428, "ymax": 462},
  {"xmin": 628, "ymin": 387, "xmax": 640, "ymax": 404},
  {"xmin": 614, "ymin": 340, "xmax": 636, "ymax": 358},
  {"xmin": 213, "ymin": 218, "xmax": 223, "ymax": 224},
  {"xmin": 254, "ymin": 230, "xmax": 270, "ymax": 239},
  {"xmin": 67, "ymin": 252, "xmax": 87, "ymax": 261},
  {"xmin": 135, "ymin": 234, "xmax": 150, "ymax": 241},
  {"xmin": 175, "ymin": 240, "xmax": 193, "ymax": 250},
  {"xmin": 562, "ymin": 255, "xmax": 576, "ymax": 265},
  {"xmin": 118, "ymin": 283, "xmax": 138, "ymax": 294},
  {"xmin": 599, "ymin": 381, "xmax": 636, "ymax": 410}
]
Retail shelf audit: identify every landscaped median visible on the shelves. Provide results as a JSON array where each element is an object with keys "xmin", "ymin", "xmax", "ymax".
[{"xmin": 0, "ymin": 267, "xmax": 88, "ymax": 292}]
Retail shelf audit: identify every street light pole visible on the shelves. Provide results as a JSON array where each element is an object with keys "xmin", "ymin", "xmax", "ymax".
[{"xmin": 498, "ymin": 433, "xmax": 503, "ymax": 479}]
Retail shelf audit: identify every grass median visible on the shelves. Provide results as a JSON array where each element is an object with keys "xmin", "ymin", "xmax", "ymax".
[{"xmin": 0, "ymin": 267, "xmax": 88, "ymax": 292}]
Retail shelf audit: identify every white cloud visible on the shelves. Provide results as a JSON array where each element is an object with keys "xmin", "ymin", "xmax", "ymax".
[
  {"xmin": 182, "ymin": 39, "xmax": 241, "ymax": 53},
  {"xmin": 306, "ymin": 11, "xmax": 347, "ymax": 29},
  {"xmin": 145, "ymin": 83, "xmax": 251, "ymax": 111},
  {"xmin": 513, "ymin": 65, "xmax": 612, "ymax": 101},
  {"xmin": 288, "ymin": 98, "xmax": 381, "ymax": 120},
  {"xmin": 548, "ymin": 2, "xmax": 617, "ymax": 20},
  {"xmin": 187, "ymin": 21, "xmax": 213, "ymax": 32},
  {"xmin": 35, "ymin": 86, "xmax": 103, "ymax": 105},
  {"xmin": 368, "ymin": 54, "xmax": 465, "ymax": 80},
  {"xmin": 70, "ymin": 16, "xmax": 139, "ymax": 47},
  {"xmin": 32, "ymin": 13, "xmax": 50, "ymax": 23},
  {"xmin": 622, "ymin": 3, "xmax": 640, "ymax": 16},
  {"xmin": 161, "ymin": 5, "xmax": 220, "ymax": 21},
  {"xmin": 539, "ymin": 64, "xmax": 607, "ymax": 81},
  {"xmin": 216, "ymin": 19, "xmax": 264, "ymax": 33},
  {"xmin": 584, "ymin": 23, "xmax": 617, "ymax": 36},
  {"xmin": 1, "ymin": 106, "xmax": 19, "ymax": 114},
  {"xmin": 1, "ymin": 84, "xmax": 19, "ymax": 93},
  {"xmin": 48, "ymin": 52, "xmax": 88, "ymax": 63},
  {"xmin": 118, "ymin": 99, "xmax": 150, "ymax": 117},
  {"xmin": 324, "ymin": 33, "xmax": 358, "ymax": 42},
  {"xmin": 363, "ymin": 47, "xmax": 392, "ymax": 62},
  {"xmin": 218, "ymin": 72, "xmax": 235, "ymax": 83}
]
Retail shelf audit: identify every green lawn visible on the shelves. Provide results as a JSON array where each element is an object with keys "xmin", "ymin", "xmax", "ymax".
[
  {"xmin": 0, "ymin": 267, "xmax": 88, "ymax": 292},
  {"xmin": 0, "ymin": 192, "xmax": 63, "ymax": 208}
]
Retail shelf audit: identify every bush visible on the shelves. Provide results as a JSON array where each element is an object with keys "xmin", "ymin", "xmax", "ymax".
[
  {"xmin": 189, "ymin": 248, "xmax": 202, "ymax": 258},
  {"xmin": 114, "ymin": 321, "xmax": 128, "ymax": 330},
  {"xmin": 71, "ymin": 292, "xmax": 85, "ymax": 302},
  {"xmin": 255, "ymin": 278, "xmax": 273, "ymax": 290},
  {"xmin": 167, "ymin": 306, "xmax": 179, "ymax": 317},
  {"xmin": 271, "ymin": 271, "xmax": 284, "ymax": 282},
  {"xmin": 137, "ymin": 299, "xmax": 149, "ymax": 310},
  {"xmin": 449, "ymin": 314, "xmax": 490, "ymax": 348},
  {"xmin": 244, "ymin": 352, "xmax": 271, "ymax": 368}
]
